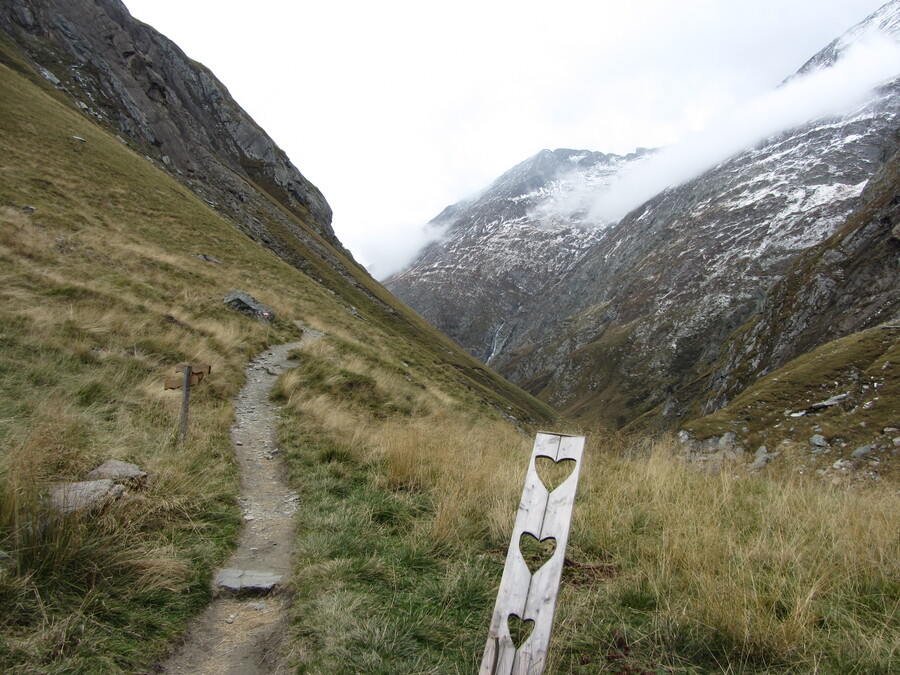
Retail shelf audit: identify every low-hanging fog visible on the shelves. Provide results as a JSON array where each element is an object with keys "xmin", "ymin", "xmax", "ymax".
[{"xmin": 581, "ymin": 33, "xmax": 900, "ymax": 224}]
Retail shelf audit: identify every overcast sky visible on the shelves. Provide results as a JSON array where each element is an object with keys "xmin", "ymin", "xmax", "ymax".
[{"xmin": 122, "ymin": 0, "xmax": 888, "ymax": 278}]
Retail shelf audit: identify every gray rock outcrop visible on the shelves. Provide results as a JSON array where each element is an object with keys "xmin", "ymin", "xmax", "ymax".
[
  {"xmin": 0, "ymin": 0, "xmax": 334, "ymax": 245},
  {"xmin": 224, "ymin": 290, "xmax": 275, "ymax": 323}
]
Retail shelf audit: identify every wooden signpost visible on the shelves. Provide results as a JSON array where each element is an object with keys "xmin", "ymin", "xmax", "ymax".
[
  {"xmin": 480, "ymin": 432, "xmax": 586, "ymax": 675},
  {"xmin": 163, "ymin": 363, "xmax": 211, "ymax": 390},
  {"xmin": 164, "ymin": 364, "xmax": 211, "ymax": 442}
]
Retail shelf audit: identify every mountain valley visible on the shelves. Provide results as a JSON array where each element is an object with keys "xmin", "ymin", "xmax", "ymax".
[
  {"xmin": 1, "ymin": 1, "xmax": 898, "ymax": 673},
  {"xmin": 388, "ymin": 1, "xmax": 900, "ymax": 453}
]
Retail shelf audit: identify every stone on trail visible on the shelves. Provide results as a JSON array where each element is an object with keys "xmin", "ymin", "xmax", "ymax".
[{"xmin": 214, "ymin": 568, "xmax": 283, "ymax": 597}]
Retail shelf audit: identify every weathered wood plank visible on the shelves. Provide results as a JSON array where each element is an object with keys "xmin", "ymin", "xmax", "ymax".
[
  {"xmin": 164, "ymin": 373, "xmax": 201, "ymax": 390},
  {"xmin": 480, "ymin": 432, "xmax": 586, "ymax": 675}
]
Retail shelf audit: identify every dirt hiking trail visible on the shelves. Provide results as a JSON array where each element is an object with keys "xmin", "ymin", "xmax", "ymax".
[{"xmin": 158, "ymin": 328, "xmax": 322, "ymax": 674}]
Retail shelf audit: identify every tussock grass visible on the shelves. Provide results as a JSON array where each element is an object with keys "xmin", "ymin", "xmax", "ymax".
[
  {"xmin": 554, "ymin": 437, "xmax": 899, "ymax": 672},
  {"xmin": 278, "ymin": 333, "xmax": 899, "ymax": 674},
  {"xmin": 371, "ymin": 417, "xmax": 526, "ymax": 547}
]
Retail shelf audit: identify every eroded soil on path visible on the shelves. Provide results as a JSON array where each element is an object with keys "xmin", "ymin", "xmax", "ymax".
[{"xmin": 158, "ymin": 331, "xmax": 321, "ymax": 674}]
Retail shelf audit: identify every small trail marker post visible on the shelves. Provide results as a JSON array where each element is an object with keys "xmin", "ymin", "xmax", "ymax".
[
  {"xmin": 164, "ymin": 364, "xmax": 211, "ymax": 443},
  {"xmin": 480, "ymin": 432, "xmax": 585, "ymax": 675}
]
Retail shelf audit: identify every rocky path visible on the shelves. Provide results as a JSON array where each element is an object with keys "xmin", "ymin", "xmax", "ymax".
[{"xmin": 159, "ymin": 332, "xmax": 320, "ymax": 674}]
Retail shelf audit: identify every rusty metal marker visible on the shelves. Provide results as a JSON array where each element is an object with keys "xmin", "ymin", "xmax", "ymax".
[
  {"xmin": 164, "ymin": 364, "xmax": 211, "ymax": 442},
  {"xmin": 480, "ymin": 432, "xmax": 585, "ymax": 675}
]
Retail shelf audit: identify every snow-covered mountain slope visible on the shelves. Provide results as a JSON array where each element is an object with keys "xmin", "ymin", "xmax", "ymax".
[
  {"xmin": 387, "ymin": 0, "xmax": 900, "ymax": 427},
  {"xmin": 499, "ymin": 82, "xmax": 897, "ymax": 425},
  {"xmin": 385, "ymin": 148, "xmax": 651, "ymax": 363},
  {"xmin": 698, "ymin": 144, "xmax": 900, "ymax": 417},
  {"xmin": 794, "ymin": 0, "xmax": 900, "ymax": 75}
]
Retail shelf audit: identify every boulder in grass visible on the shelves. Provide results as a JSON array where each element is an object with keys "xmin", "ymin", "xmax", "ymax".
[
  {"xmin": 223, "ymin": 290, "xmax": 275, "ymax": 323},
  {"xmin": 851, "ymin": 445, "xmax": 874, "ymax": 459},
  {"xmin": 50, "ymin": 480, "xmax": 125, "ymax": 514},
  {"xmin": 86, "ymin": 460, "xmax": 148, "ymax": 487}
]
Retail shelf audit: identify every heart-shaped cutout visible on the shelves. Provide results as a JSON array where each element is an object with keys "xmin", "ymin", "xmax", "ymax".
[
  {"xmin": 519, "ymin": 532, "xmax": 556, "ymax": 575},
  {"xmin": 507, "ymin": 614, "xmax": 535, "ymax": 650},
  {"xmin": 535, "ymin": 456, "xmax": 576, "ymax": 492}
]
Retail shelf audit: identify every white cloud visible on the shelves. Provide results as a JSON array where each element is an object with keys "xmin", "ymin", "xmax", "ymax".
[
  {"xmin": 352, "ymin": 219, "xmax": 449, "ymax": 280},
  {"xmin": 580, "ymin": 33, "xmax": 900, "ymax": 223},
  {"xmin": 121, "ymin": 0, "xmax": 891, "ymax": 273}
]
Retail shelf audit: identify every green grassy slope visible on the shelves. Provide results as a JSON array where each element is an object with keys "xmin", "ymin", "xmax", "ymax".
[
  {"xmin": 0, "ymin": 47, "xmax": 554, "ymax": 672},
  {"xmin": 681, "ymin": 326, "xmax": 900, "ymax": 482}
]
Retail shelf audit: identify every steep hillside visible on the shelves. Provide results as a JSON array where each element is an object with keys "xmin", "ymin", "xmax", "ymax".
[
  {"xmin": 703, "ymin": 143, "xmax": 900, "ymax": 414},
  {"xmin": 1, "ymin": 0, "xmax": 360, "ymax": 295},
  {"xmin": 503, "ymin": 72, "xmax": 896, "ymax": 426},
  {"xmin": 662, "ymin": 145, "xmax": 900, "ymax": 478},
  {"xmin": 0, "ymin": 13, "xmax": 555, "ymax": 672},
  {"xmin": 0, "ymin": 0, "xmax": 550, "ymax": 427}
]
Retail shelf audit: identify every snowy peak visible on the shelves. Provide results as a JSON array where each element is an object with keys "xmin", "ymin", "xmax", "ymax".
[
  {"xmin": 387, "ymin": 1, "xmax": 900, "ymax": 427},
  {"xmin": 385, "ymin": 147, "xmax": 650, "ymax": 362},
  {"xmin": 796, "ymin": 0, "xmax": 900, "ymax": 75},
  {"xmin": 437, "ymin": 147, "xmax": 652, "ymax": 234}
]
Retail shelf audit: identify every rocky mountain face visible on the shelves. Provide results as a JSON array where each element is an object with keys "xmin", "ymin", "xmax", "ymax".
[
  {"xmin": 389, "ymin": 1, "xmax": 900, "ymax": 428},
  {"xmin": 700, "ymin": 142, "xmax": 900, "ymax": 415},
  {"xmin": 671, "ymin": 152, "xmax": 900, "ymax": 477},
  {"xmin": 386, "ymin": 147, "xmax": 652, "ymax": 363},
  {"xmin": 0, "ymin": 0, "xmax": 372, "ymax": 289}
]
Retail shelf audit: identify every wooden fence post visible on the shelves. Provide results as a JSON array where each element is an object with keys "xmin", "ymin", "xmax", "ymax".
[
  {"xmin": 479, "ymin": 432, "xmax": 585, "ymax": 675},
  {"xmin": 164, "ymin": 364, "xmax": 211, "ymax": 442},
  {"xmin": 178, "ymin": 364, "xmax": 191, "ymax": 443}
]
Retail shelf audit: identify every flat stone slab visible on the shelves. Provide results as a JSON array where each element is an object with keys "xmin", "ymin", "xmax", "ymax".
[
  {"xmin": 86, "ymin": 459, "xmax": 147, "ymax": 484},
  {"xmin": 214, "ymin": 568, "xmax": 283, "ymax": 596},
  {"xmin": 50, "ymin": 479, "xmax": 125, "ymax": 514}
]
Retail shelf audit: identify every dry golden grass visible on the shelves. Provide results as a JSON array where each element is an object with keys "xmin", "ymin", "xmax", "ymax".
[
  {"xmin": 370, "ymin": 416, "xmax": 528, "ymax": 546},
  {"xmin": 278, "ymin": 329, "xmax": 899, "ymax": 672},
  {"xmin": 288, "ymin": 393, "xmax": 366, "ymax": 443},
  {"xmin": 546, "ymin": 436, "xmax": 900, "ymax": 670}
]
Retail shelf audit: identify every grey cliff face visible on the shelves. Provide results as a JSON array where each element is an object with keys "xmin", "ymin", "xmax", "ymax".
[
  {"xmin": 388, "ymin": 2, "xmax": 900, "ymax": 426},
  {"xmin": 699, "ymin": 144, "xmax": 900, "ymax": 415},
  {"xmin": 0, "ymin": 0, "xmax": 336, "ymax": 249}
]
